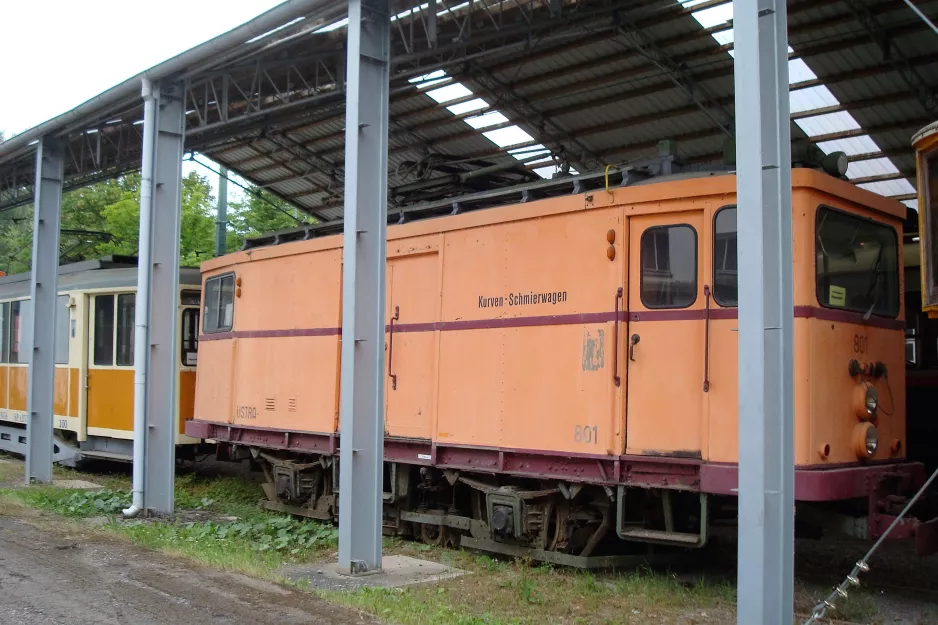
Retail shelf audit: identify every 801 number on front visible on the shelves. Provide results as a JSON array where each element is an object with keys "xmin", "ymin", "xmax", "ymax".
[{"xmin": 574, "ymin": 425, "xmax": 598, "ymax": 444}]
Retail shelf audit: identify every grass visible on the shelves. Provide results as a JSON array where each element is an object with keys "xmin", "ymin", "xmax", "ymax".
[
  {"xmin": 0, "ymin": 454, "xmax": 750, "ymax": 624},
  {"xmin": 324, "ymin": 551, "xmax": 736, "ymax": 625}
]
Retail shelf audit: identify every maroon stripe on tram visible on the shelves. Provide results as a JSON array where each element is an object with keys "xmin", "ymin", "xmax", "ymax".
[{"xmin": 198, "ymin": 305, "xmax": 904, "ymax": 341}]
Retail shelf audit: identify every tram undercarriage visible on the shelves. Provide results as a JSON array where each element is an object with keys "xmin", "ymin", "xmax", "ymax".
[{"xmin": 250, "ymin": 448, "xmax": 714, "ymax": 567}]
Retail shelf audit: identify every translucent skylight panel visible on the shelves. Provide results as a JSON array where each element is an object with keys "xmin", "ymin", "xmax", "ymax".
[
  {"xmin": 712, "ymin": 30, "xmax": 734, "ymax": 47},
  {"xmin": 247, "ymin": 16, "xmax": 305, "ymax": 44},
  {"xmin": 526, "ymin": 156, "xmax": 555, "ymax": 165},
  {"xmin": 795, "ymin": 111, "xmax": 861, "ymax": 137},
  {"xmin": 409, "ymin": 70, "xmax": 446, "ymax": 84},
  {"xmin": 393, "ymin": 3, "xmax": 429, "ymax": 20},
  {"xmin": 534, "ymin": 165, "xmax": 580, "ymax": 179},
  {"xmin": 846, "ymin": 158, "xmax": 899, "ymax": 179},
  {"xmin": 447, "ymin": 99, "xmax": 489, "ymax": 115},
  {"xmin": 905, "ymin": 199, "xmax": 919, "ymax": 210},
  {"xmin": 690, "ymin": 3, "xmax": 734, "ymax": 28},
  {"xmin": 440, "ymin": 1, "xmax": 470, "ymax": 16},
  {"xmin": 316, "ymin": 18, "xmax": 348, "ymax": 33},
  {"xmin": 815, "ymin": 135, "xmax": 881, "ymax": 156},
  {"xmin": 788, "ymin": 58, "xmax": 818, "ymax": 83},
  {"xmin": 509, "ymin": 144, "xmax": 547, "ymax": 155},
  {"xmin": 426, "ymin": 83, "xmax": 474, "ymax": 104},
  {"xmin": 680, "ymin": 0, "xmax": 710, "ymax": 7},
  {"xmin": 464, "ymin": 111, "xmax": 509, "ymax": 129},
  {"xmin": 858, "ymin": 179, "xmax": 916, "ymax": 197},
  {"xmin": 789, "ymin": 86, "xmax": 839, "ymax": 115},
  {"xmin": 483, "ymin": 126, "xmax": 534, "ymax": 148}
]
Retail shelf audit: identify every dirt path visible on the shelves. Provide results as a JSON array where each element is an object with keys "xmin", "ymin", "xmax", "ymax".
[{"xmin": 0, "ymin": 514, "xmax": 377, "ymax": 625}]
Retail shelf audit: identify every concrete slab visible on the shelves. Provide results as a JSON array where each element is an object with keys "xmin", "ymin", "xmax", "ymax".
[
  {"xmin": 52, "ymin": 479, "xmax": 103, "ymax": 489},
  {"xmin": 283, "ymin": 555, "xmax": 468, "ymax": 591}
]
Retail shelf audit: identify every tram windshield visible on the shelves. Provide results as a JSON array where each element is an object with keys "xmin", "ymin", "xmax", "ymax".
[{"xmin": 816, "ymin": 206, "xmax": 899, "ymax": 318}]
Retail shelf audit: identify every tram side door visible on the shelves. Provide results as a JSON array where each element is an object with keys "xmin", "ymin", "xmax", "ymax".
[
  {"xmin": 625, "ymin": 212, "xmax": 705, "ymax": 457},
  {"xmin": 86, "ymin": 292, "xmax": 136, "ymax": 435},
  {"xmin": 384, "ymin": 250, "xmax": 439, "ymax": 440}
]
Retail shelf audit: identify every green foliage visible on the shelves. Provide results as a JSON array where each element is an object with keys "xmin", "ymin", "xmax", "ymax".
[
  {"xmin": 226, "ymin": 186, "xmax": 311, "ymax": 250},
  {"xmin": 0, "ymin": 169, "xmax": 307, "ymax": 273},
  {"xmin": 173, "ymin": 515, "xmax": 337, "ymax": 554},
  {"xmin": 16, "ymin": 488, "xmax": 129, "ymax": 517}
]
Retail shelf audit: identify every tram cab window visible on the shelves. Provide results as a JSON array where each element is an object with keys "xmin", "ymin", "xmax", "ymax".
[
  {"xmin": 203, "ymin": 273, "xmax": 235, "ymax": 333},
  {"xmin": 94, "ymin": 295, "xmax": 115, "ymax": 366},
  {"xmin": 713, "ymin": 207, "xmax": 738, "ymax": 306},
  {"xmin": 641, "ymin": 224, "xmax": 698, "ymax": 308},
  {"xmin": 816, "ymin": 206, "xmax": 899, "ymax": 318},
  {"xmin": 116, "ymin": 294, "xmax": 135, "ymax": 366},
  {"xmin": 181, "ymin": 308, "xmax": 199, "ymax": 366}
]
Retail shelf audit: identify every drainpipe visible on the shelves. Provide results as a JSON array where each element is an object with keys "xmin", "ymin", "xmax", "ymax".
[{"xmin": 123, "ymin": 79, "xmax": 157, "ymax": 518}]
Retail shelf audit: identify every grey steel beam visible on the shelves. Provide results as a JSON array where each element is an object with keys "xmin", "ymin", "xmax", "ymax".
[
  {"xmin": 25, "ymin": 136, "xmax": 64, "ymax": 485},
  {"xmin": 338, "ymin": 0, "xmax": 391, "ymax": 575},
  {"xmin": 144, "ymin": 79, "xmax": 186, "ymax": 515},
  {"xmin": 733, "ymin": 0, "xmax": 794, "ymax": 622}
]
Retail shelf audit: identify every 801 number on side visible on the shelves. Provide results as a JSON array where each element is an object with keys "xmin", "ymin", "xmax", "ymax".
[{"xmin": 574, "ymin": 425, "xmax": 598, "ymax": 444}]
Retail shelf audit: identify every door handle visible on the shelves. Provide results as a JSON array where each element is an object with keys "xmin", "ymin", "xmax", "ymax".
[
  {"xmin": 629, "ymin": 334, "xmax": 640, "ymax": 361},
  {"xmin": 388, "ymin": 305, "xmax": 399, "ymax": 390}
]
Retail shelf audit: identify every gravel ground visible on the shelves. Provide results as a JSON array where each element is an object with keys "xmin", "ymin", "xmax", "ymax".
[{"xmin": 0, "ymin": 513, "xmax": 377, "ymax": 625}]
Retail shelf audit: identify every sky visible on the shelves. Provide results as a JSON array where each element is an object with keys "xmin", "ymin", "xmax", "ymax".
[{"xmin": 0, "ymin": 0, "xmax": 288, "ymax": 202}]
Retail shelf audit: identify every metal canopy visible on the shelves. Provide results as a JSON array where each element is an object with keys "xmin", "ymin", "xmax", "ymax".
[{"xmin": 1, "ymin": 0, "xmax": 936, "ymax": 218}]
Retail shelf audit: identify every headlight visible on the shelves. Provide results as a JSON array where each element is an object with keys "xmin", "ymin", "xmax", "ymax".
[
  {"xmin": 865, "ymin": 427, "xmax": 878, "ymax": 456},
  {"xmin": 852, "ymin": 382, "xmax": 878, "ymax": 420},
  {"xmin": 853, "ymin": 423, "xmax": 878, "ymax": 459}
]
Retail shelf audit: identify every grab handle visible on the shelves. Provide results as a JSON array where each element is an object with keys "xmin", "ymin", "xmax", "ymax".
[
  {"xmin": 614, "ymin": 287, "xmax": 623, "ymax": 387},
  {"xmin": 703, "ymin": 285, "xmax": 711, "ymax": 393},
  {"xmin": 388, "ymin": 305, "xmax": 399, "ymax": 390}
]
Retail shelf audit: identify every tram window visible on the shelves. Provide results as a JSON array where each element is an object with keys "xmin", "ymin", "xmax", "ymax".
[
  {"xmin": 0, "ymin": 302, "xmax": 8, "ymax": 363},
  {"xmin": 928, "ymin": 152, "xmax": 938, "ymax": 305},
  {"xmin": 641, "ymin": 224, "xmax": 698, "ymax": 309},
  {"xmin": 181, "ymin": 290, "xmax": 201, "ymax": 306},
  {"xmin": 713, "ymin": 207, "xmax": 738, "ymax": 306},
  {"xmin": 54, "ymin": 295, "xmax": 69, "ymax": 365},
  {"xmin": 9, "ymin": 300, "xmax": 30, "ymax": 364},
  {"xmin": 203, "ymin": 273, "xmax": 234, "ymax": 333},
  {"xmin": 93, "ymin": 295, "xmax": 115, "ymax": 366},
  {"xmin": 816, "ymin": 206, "xmax": 899, "ymax": 318},
  {"xmin": 116, "ymin": 294, "xmax": 135, "ymax": 366},
  {"xmin": 181, "ymin": 309, "xmax": 199, "ymax": 366}
]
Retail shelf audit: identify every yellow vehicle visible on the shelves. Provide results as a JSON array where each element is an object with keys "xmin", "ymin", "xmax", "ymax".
[
  {"xmin": 914, "ymin": 121, "xmax": 938, "ymax": 317},
  {"xmin": 0, "ymin": 256, "xmax": 203, "ymax": 463}
]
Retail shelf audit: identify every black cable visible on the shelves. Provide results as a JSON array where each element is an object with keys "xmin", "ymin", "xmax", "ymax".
[{"xmin": 187, "ymin": 155, "xmax": 309, "ymax": 226}]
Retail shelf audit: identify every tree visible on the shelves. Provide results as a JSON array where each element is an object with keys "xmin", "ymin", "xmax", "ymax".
[
  {"xmin": 227, "ymin": 186, "xmax": 313, "ymax": 249},
  {"xmin": 0, "ymin": 171, "xmax": 218, "ymax": 273}
]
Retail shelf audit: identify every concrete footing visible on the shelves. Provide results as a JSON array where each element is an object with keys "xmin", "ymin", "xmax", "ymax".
[{"xmin": 284, "ymin": 555, "xmax": 468, "ymax": 591}]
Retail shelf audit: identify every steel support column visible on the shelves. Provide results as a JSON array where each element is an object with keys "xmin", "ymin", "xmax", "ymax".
[
  {"xmin": 143, "ymin": 79, "xmax": 185, "ymax": 515},
  {"xmin": 733, "ymin": 0, "xmax": 794, "ymax": 622},
  {"xmin": 338, "ymin": 0, "xmax": 391, "ymax": 575},
  {"xmin": 25, "ymin": 137, "xmax": 64, "ymax": 484}
]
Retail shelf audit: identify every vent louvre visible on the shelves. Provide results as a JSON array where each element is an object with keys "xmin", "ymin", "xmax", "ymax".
[
  {"xmin": 288, "ymin": 398, "xmax": 297, "ymax": 412},
  {"xmin": 264, "ymin": 397, "xmax": 276, "ymax": 411}
]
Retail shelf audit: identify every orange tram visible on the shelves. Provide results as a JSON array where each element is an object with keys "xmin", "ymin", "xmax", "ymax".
[{"xmin": 187, "ymin": 160, "xmax": 938, "ymax": 564}]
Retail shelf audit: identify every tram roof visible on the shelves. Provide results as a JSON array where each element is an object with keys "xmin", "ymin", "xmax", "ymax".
[{"xmin": 0, "ymin": 0, "xmax": 935, "ymax": 222}]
